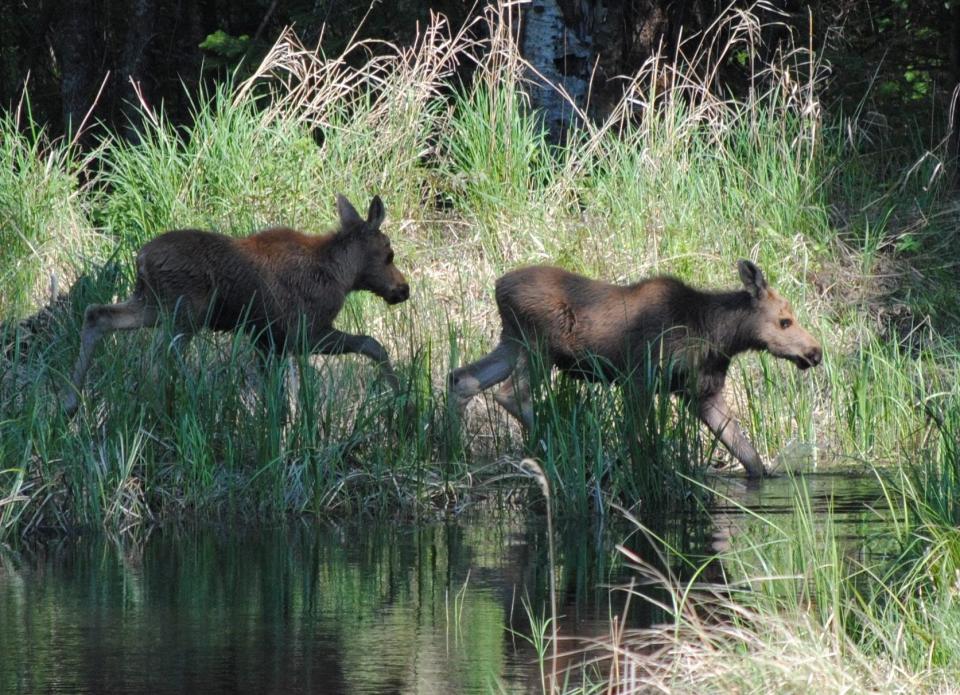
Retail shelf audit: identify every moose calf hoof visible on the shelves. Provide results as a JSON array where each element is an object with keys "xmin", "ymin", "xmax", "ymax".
[
  {"xmin": 744, "ymin": 465, "xmax": 767, "ymax": 480},
  {"xmin": 448, "ymin": 370, "xmax": 481, "ymax": 400},
  {"xmin": 63, "ymin": 394, "xmax": 79, "ymax": 418}
]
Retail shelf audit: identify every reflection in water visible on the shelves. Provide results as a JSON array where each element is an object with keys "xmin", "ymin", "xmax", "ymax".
[
  {"xmin": 0, "ymin": 519, "xmax": 623, "ymax": 695},
  {"xmin": 0, "ymin": 474, "xmax": 884, "ymax": 694},
  {"xmin": 707, "ymin": 472, "xmax": 890, "ymax": 557}
]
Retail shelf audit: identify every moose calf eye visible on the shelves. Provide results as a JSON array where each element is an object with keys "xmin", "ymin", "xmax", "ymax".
[{"xmin": 780, "ymin": 318, "xmax": 793, "ymax": 329}]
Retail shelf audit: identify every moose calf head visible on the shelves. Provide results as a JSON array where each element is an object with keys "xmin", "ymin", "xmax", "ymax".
[
  {"xmin": 738, "ymin": 259, "xmax": 822, "ymax": 370},
  {"xmin": 336, "ymin": 195, "xmax": 409, "ymax": 306}
]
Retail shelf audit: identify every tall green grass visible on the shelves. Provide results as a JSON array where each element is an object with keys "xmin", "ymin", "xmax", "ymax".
[
  {"xmin": 0, "ymin": 106, "xmax": 105, "ymax": 317},
  {"xmin": 557, "ymin": 402, "xmax": 960, "ymax": 693},
  {"xmin": 1, "ymin": 4, "xmax": 960, "ymax": 540}
]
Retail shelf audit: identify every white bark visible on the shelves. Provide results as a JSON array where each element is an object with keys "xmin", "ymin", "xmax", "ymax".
[{"xmin": 520, "ymin": 0, "xmax": 593, "ymax": 140}]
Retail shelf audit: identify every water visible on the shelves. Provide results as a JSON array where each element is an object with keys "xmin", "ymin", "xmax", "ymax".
[{"xmin": 0, "ymin": 474, "xmax": 886, "ymax": 695}]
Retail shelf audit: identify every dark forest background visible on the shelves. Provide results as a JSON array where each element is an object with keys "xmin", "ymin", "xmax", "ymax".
[{"xmin": 4, "ymin": 0, "xmax": 960, "ymax": 147}]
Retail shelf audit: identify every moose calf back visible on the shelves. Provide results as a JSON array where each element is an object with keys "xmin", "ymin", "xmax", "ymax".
[{"xmin": 133, "ymin": 227, "xmax": 343, "ymax": 348}]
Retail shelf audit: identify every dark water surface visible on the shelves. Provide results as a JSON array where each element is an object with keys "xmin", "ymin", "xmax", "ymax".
[{"xmin": 0, "ymin": 474, "xmax": 885, "ymax": 695}]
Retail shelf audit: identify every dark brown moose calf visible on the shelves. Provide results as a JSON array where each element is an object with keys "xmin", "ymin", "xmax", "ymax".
[
  {"xmin": 448, "ymin": 260, "xmax": 821, "ymax": 478},
  {"xmin": 64, "ymin": 194, "xmax": 409, "ymax": 415}
]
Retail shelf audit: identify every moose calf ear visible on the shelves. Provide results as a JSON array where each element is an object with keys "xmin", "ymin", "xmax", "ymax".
[
  {"xmin": 366, "ymin": 195, "xmax": 386, "ymax": 229},
  {"xmin": 737, "ymin": 259, "xmax": 768, "ymax": 301},
  {"xmin": 336, "ymin": 194, "xmax": 364, "ymax": 228}
]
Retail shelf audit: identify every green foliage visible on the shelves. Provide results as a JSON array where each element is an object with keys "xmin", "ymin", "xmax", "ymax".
[
  {"xmin": 0, "ymin": 109, "xmax": 103, "ymax": 317},
  {"xmin": 527, "ymin": 354, "xmax": 710, "ymax": 515},
  {"xmin": 97, "ymin": 81, "xmax": 327, "ymax": 247},
  {"xmin": 199, "ymin": 30, "xmax": 252, "ymax": 68},
  {"xmin": 442, "ymin": 83, "xmax": 552, "ymax": 220},
  {"xmin": 711, "ymin": 456, "xmax": 960, "ymax": 687}
]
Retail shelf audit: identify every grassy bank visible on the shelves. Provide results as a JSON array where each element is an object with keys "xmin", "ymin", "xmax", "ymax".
[
  {"xmin": 560, "ymin": 431, "xmax": 960, "ymax": 693},
  {"xmin": 544, "ymin": 395, "xmax": 960, "ymax": 692},
  {"xmin": 2, "ymin": 5, "xmax": 959, "ymax": 540}
]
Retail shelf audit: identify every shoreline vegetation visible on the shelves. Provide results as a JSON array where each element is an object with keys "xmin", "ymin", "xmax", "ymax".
[
  {"xmin": 3, "ymin": 3, "xmax": 960, "ymax": 690},
  {"xmin": 552, "ymin": 457, "xmax": 960, "ymax": 693}
]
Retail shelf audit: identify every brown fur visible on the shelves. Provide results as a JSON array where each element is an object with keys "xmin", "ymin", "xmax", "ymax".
[
  {"xmin": 448, "ymin": 260, "xmax": 822, "ymax": 478},
  {"xmin": 64, "ymin": 194, "xmax": 409, "ymax": 415}
]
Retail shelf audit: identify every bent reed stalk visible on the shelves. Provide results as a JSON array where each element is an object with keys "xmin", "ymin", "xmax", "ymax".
[{"xmin": 1, "ymin": 2, "xmax": 959, "ymax": 540}]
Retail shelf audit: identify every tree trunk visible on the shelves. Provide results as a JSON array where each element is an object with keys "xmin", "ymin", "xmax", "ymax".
[
  {"xmin": 520, "ymin": 0, "xmax": 594, "ymax": 141},
  {"xmin": 519, "ymin": 0, "xmax": 721, "ymax": 139},
  {"xmin": 949, "ymin": 0, "xmax": 960, "ymax": 179},
  {"xmin": 52, "ymin": 0, "xmax": 98, "ymax": 136},
  {"xmin": 119, "ymin": 0, "xmax": 156, "ymax": 142}
]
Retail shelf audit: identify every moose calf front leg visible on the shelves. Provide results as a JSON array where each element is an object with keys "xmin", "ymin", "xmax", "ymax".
[
  {"xmin": 697, "ymin": 393, "xmax": 766, "ymax": 478},
  {"xmin": 314, "ymin": 328, "xmax": 400, "ymax": 393}
]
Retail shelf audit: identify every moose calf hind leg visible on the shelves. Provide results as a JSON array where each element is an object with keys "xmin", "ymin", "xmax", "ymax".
[
  {"xmin": 447, "ymin": 341, "xmax": 520, "ymax": 414},
  {"xmin": 492, "ymin": 355, "xmax": 534, "ymax": 429},
  {"xmin": 64, "ymin": 298, "xmax": 157, "ymax": 415}
]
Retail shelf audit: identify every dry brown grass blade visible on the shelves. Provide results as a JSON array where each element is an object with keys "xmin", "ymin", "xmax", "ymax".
[{"xmin": 236, "ymin": 13, "xmax": 481, "ymax": 133}]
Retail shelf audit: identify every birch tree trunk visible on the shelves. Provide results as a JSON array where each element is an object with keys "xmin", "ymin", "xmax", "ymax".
[
  {"xmin": 519, "ymin": 0, "xmax": 718, "ymax": 139},
  {"xmin": 520, "ymin": 0, "xmax": 595, "ymax": 141}
]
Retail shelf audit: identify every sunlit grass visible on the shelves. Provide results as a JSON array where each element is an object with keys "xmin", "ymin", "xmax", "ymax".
[{"xmin": 0, "ymin": 105, "xmax": 106, "ymax": 318}]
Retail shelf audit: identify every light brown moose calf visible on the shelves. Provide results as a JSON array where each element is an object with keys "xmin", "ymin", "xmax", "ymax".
[
  {"xmin": 64, "ymin": 194, "xmax": 409, "ymax": 415},
  {"xmin": 448, "ymin": 260, "xmax": 821, "ymax": 478}
]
